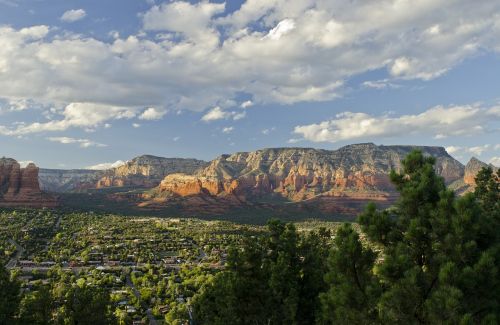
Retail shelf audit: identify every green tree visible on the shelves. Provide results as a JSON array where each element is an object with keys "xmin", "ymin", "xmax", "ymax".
[
  {"xmin": 56, "ymin": 281, "xmax": 115, "ymax": 325},
  {"xmin": 353, "ymin": 150, "xmax": 500, "ymax": 324},
  {"xmin": 18, "ymin": 285, "xmax": 53, "ymax": 324},
  {"xmin": 0, "ymin": 263, "xmax": 20, "ymax": 324},
  {"xmin": 319, "ymin": 224, "xmax": 380, "ymax": 324},
  {"xmin": 193, "ymin": 220, "xmax": 330, "ymax": 325}
]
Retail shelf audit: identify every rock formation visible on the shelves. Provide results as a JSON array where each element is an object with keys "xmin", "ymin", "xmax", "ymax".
[
  {"xmin": 95, "ymin": 155, "xmax": 207, "ymax": 189},
  {"xmin": 143, "ymin": 143, "xmax": 465, "ymax": 215},
  {"xmin": 464, "ymin": 157, "xmax": 490, "ymax": 186},
  {"xmin": 448, "ymin": 157, "xmax": 499, "ymax": 195},
  {"xmin": 0, "ymin": 158, "xmax": 57, "ymax": 207},
  {"xmin": 39, "ymin": 169, "xmax": 102, "ymax": 192},
  {"xmin": 38, "ymin": 155, "xmax": 208, "ymax": 192}
]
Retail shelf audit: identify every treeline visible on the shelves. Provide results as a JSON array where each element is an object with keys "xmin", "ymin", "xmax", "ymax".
[{"xmin": 193, "ymin": 151, "xmax": 499, "ymax": 324}]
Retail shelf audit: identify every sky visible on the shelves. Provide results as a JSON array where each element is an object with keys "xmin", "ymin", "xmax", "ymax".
[{"xmin": 0, "ymin": 0, "xmax": 499, "ymax": 169}]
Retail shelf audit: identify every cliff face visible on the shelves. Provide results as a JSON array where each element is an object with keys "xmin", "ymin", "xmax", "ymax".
[
  {"xmin": 95, "ymin": 155, "xmax": 208, "ymax": 189},
  {"xmin": 39, "ymin": 169, "xmax": 102, "ymax": 192},
  {"xmin": 448, "ymin": 157, "xmax": 498, "ymax": 195},
  {"xmin": 0, "ymin": 158, "xmax": 57, "ymax": 207},
  {"xmin": 39, "ymin": 155, "xmax": 208, "ymax": 192},
  {"xmin": 146, "ymin": 144, "xmax": 464, "ymax": 211},
  {"xmin": 463, "ymin": 157, "xmax": 490, "ymax": 186}
]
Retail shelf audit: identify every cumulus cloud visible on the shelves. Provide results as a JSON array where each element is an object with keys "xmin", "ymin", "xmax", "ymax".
[
  {"xmin": 446, "ymin": 144, "xmax": 500, "ymax": 158},
  {"xmin": 0, "ymin": 0, "xmax": 499, "ymax": 136},
  {"xmin": 264, "ymin": 18, "xmax": 295, "ymax": 40},
  {"xmin": 47, "ymin": 136, "xmax": 107, "ymax": 148},
  {"xmin": 86, "ymin": 160, "xmax": 126, "ymax": 170},
  {"xmin": 18, "ymin": 160, "xmax": 34, "ymax": 167},
  {"xmin": 139, "ymin": 107, "xmax": 166, "ymax": 120},
  {"xmin": 60, "ymin": 9, "xmax": 86, "ymax": 23},
  {"xmin": 240, "ymin": 100, "xmax": 253, "ymax": 108},
  {"xmin": 0, "ymin": 103, "xmax": 138, "ymax": 135},
  {"xmin": 293, "ymin": 105, "xmax": 500, "ymax": 143},
  {"xmin": 201, "ymin": 106, "xmax": 245, "ymax": 122}
]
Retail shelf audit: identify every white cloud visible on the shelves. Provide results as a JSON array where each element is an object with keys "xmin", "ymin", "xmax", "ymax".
[
  {"xmin": 264, "ymin": 19, "xmax": 295, "ymax": 40},
  {"xmin": 490, "ymin": 157, "xmax": 500, "ymax": 167},
  {"xmin": 142, "ymin": 0, "xmax": 224, "ymax": 43},
  {"xmin": 445, "ymin": 146, "xmax": 462, "ymax": 155},
  {"xmin": 173, "ymin": 136, "xmax": 180, "ymax": 142},
  {"xmin": 86, "ymin": 160, "xmax": 126, "ymax": 170},
  {"xmin": 362, "ymin": 79, "xmax": 400, "ymax": 90},
  {"xmin": 261, "ymin": 127, "xmax": 276, "ymax": 135},
  {"xmin": 240, "ymin": 100, "xmax": 253, "ymax": 108},
  {"xmin": 47, "ymin": 136, "xmax": 106, "ymax": 148},
  {"xmin": 0, "ymin": 103, "xmax": 138, "ymax": 135},
  {"xmin": 201, "ymin": 106, "xmax": 246, "ymax": 122},
  {"xmin": 132, "ymin": 123, "xmax": 141, "ymax": 128},
  {"xmin": 0, "ymin": 0, "xmax": 499, "ymax": 136},
  {"xmin": 468, "ymin": 145, "xmax": 492, "ymax": 156},
  {"xmin": 201, "ymin": 106, "xmax": 226, "ymax": 121},
  {"xmin": 60, "ymin": 9, "xmax": 87, "ymax": 23},
  {"xmin": 222, "ymin": 126, "xmax": 234, "ymax": 134},
  {"xmin": 18, "ymin": 160, "xmax": 34, "ymax": 167},
  {"xmin": 446, "ymin": 144, "xmax": 500, "ymax": 157},
  {"xmin": 139, "ymin": 107, "xmax": 166, "ymax": 120},
  {"xmin": 293, "ymin": 104, "xmax": 500, "ymax": 143}
]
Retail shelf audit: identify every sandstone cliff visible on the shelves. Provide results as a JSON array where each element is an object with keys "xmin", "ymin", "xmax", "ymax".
[
  {"xmin": 448, "ymin": 157, "xmax": 498, "ymax": 194},
  {"xmin": 39, "ymin": 155, "xmax": 208, "ymax": 192},
  {"xmin": 464, "ymin": 157, "xmax": 491, "ymax": 185},
  {"xmin": 0, "ymin": 158, "xmax": 57, "ymax": 207},
  {"xmin": 39, "ymin": 169, "xmax": 102, "ymax": 192},
  {"xmin": 144, "ymin": 144, "xmax": 464, "ymax": 212},
  {"xmin": 95, "ymin": 155, "xmax": 207, "ymax": 189}
]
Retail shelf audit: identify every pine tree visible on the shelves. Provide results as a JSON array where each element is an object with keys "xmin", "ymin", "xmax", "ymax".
[
  {"xmin": 354, "ymin": 150, "xmax": 499, "ymax": 324},
  {"xmin": 319, "ymin": 224, "xmax": 380, "ymax": 324},
  {"xmin": 0, "ymin": 263, "xmax": 20, "ymax": 324}
]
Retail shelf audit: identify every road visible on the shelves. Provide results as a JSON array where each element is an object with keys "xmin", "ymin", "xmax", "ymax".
[
  {"xmin": 5, "ymin": 239, "xmax": 24, "ymax": 269},
  {"xmin": 126, "ymin": 275, "xmax": 158, "ymax": 325}
]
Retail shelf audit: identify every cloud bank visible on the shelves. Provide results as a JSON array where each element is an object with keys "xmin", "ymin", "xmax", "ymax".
[
  {"xmin": 293, "ymin": 105, "xmax": 500, "ymax": 143},
  {"xmin": 0, "ymin": 0, "xmax": 500, "ymax": 136}
]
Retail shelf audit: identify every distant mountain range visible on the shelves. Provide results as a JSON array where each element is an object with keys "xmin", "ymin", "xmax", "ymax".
[{"xmin": 1, "ymin": 143, "xmax": 497, "ymax": 219}]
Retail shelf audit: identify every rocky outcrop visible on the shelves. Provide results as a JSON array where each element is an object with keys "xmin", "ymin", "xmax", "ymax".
[
  {"xmin": 464, "ymin": 157, "xmax": 490, "ymax": 186},
  {"xmin": 448, "ymin": 157, "xmax": 499, "ymax": 195},
  {"xmin": 0, "ymin": 158, "xmax": 57, "ymax": 207},
  {"xmin": 145, "ymin": 144, "xmax": 465, "ymax": 213}
]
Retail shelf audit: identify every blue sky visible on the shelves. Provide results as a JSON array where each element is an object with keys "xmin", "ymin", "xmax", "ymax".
[{"xmin": 0, "ymin": 0, "xmax": 499, "ymax": 169}]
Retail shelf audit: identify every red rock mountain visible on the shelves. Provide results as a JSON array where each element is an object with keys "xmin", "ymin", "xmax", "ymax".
[
  {"xmin": 140, "ymin": 144, "xmax": 465, "ymax": 215},
  {"xmin": 449, "ymin": 157, "xmax": 498, "ymax": 194},
  {"xmin": 0, "ymin": 158, "xmax": 57, "ymax": 207}
]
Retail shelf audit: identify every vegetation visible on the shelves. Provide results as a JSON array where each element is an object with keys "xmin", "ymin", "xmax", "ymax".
[
  {"xmin": 1, "ymin": 150, "xmax": 498, "ymax": 324},
  {"xmin": 193, "ymin": 151, "xmax": 499, "ymax": 324}
]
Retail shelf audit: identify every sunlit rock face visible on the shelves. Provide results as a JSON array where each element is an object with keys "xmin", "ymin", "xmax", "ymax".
[
  {"xmin": 464, "ymin": 157, "xmax": 490, "ymax": 186},
  {"xmin": 0, "ymin": 158, "xmax": 57, "ymax": 207},
  {"xmin": 146, "ymin": 144, "xmax": 465, "ymax": 214}
]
